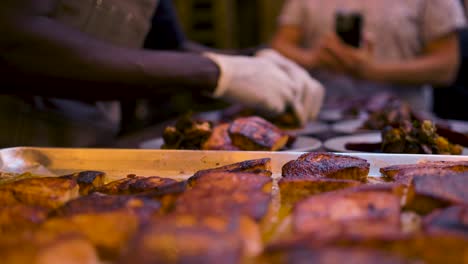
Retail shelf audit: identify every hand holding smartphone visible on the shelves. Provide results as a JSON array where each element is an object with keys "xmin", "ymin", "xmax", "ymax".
[{"xmin": 335, "ymin": 11, "xmax": 363, "ymax": 48}]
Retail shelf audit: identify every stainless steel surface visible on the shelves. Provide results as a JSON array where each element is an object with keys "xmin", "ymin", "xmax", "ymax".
[{"xmin": 1, "ymin": 148, "xmax": 468, "ymax": 181}]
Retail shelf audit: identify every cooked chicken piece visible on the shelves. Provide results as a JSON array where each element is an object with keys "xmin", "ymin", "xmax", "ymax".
[
  {"xmin": 292, "ymin": 190, "xmax": 401, "ymax": 237},
  {"xmin": 0, "ymin": 177, "xmax": 79, "ymax": 209},
  {"xmin": 94, "ymin": 175, "xmax": 177, "ymax": 195},
  {"xmin": 119, "ymin": 214, "xmax": 243, "ymax": 264},
  {"xmin": 282, "ymin": 153, "xmax": 370, "ymax": 181},
  {"xmin": 424, "ymin": 205, "xmax": 468, "ymax": 237},
  {"xmin": 51, "ymin": 193, "xmax": 161, "ymax": 219},
  {"xmin": 189, "ymin": 158, "xmax": 272, "ymax": 186},
  {"xmin": 42, "ymin": 210, "xmax": 139, "ymax": 260},
  {"xmin": 60, "ymin": 171, "xmax": 105, "ymax": 195},
  {"xmin": 380, "ymin": 161, "xmax": 468, "ymax": 179},
  {"xmin": 406, "ymin": 173, "xmax": 468, "ymax": 214},
  {"xmin": 0, "ymin": 204, "xmax": 48, "ymax": 232},
  {"xmin": 260, "ymin": 246, "xmax": 413, "ymax": 264},
  {"xmin": 228, "ymin": 116, "xmax": 289, "ymax": 151},
  {"xmin": 201, "ymin": 123, "xmax": 240, "ymax": 150},
  {"xmin": 278, "ymin": 178, "xmax": 361, "ymax": 211},
  {"xmin": 1, "ymin": 232, "xmax": 99, "ymax": 264},
  {"xmin": 177, "ymin": 172, "xmax": 272, "ymax": 221}
]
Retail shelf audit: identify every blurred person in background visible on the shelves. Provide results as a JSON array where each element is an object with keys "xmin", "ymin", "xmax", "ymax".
[
  {"xmin": 433, "ymin": 0, "xmax": 468, "ymax": 121},
  {"xmin": 0, "ymin": 0, "xmax": 324, "ymax": 147},
  {"xmin": 272, "ymin": 0, "xmax": 466, "ymax": 113}
]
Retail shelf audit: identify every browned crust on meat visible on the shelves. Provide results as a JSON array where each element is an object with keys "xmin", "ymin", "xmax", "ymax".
[
  {"xmin": 95, "ymin": 175, "xmax": 177, "ymax": 195},
  {"xmin": 406, "ymin": 174, "xmax": 468, "ymax": 214},
  {"xmin": 0, "ymin": 204, "xmax": 48, "ymax": 232},
  {"xmin": 282, "ymin": 153, "xmax": 369, "ymax": 181},
  {"xmin": 0, "ymin": 177, "xmax": 79, "ymax": 209},
  {"xmin": 189, "ymin": 158, "xmax": 272, "ymax": 185},
  {"xmin": 293, "ymin": 190, "xmax": 401, "ymax": 237},
  {"xmin": 423, "ymin": 205, "xmax": 468, "ymax": 237},
  {"xmin": 380, "ymin": 161, "xmax": 468, "ymax": 179},
  {"xmin": 228, "ymin": 116, "xmax": 289, "ymax": 151},
  {"xmin": 278, "ymin": 178, "xmax": 362, "ymax": 208}
]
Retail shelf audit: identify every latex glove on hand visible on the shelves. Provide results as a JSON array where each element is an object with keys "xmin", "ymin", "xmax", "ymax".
[
  {"xmin": 204, "ymin": 52, "xmax": 299, "ymax": 119},
  {"xmin": 255, "ymin": 49, "xmax": 325, "ymax": 124}
]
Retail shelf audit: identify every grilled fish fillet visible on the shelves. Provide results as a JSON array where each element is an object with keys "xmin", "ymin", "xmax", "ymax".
[
  {"xmin": 95, "ymin": 175, "xmax": 177, "ymax": 195},
  {"xmin": 202, "ymin": 123, "xmax": 240, "ymax": 150},
  {"xmin": 282, "ymin": 153, "xmax": 370, "ymax": 181},
  {"xmin": 60, "ymin": 171, "xmax": 105, "ymax": 195},
  {"xmin": 423, "ymin": 205, "xmax": 468, "ymax": 237},
  {"xmin": 0, "ymin": 177, "xmax": 79, "ymax": 209}
]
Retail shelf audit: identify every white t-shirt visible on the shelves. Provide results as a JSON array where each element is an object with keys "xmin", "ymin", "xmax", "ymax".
[{"xmin": 279, "ymin": 0, "xmax": 466, "ymax": 111}]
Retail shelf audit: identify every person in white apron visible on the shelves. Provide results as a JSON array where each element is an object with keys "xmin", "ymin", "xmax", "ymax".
[{"xmin": 0, "ymin": 0, "xmax": 325, "ymax": 148}]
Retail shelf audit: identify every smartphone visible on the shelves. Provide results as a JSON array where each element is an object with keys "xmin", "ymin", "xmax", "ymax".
[{"xmin": 335, "ymin": 11, "xmax": 363, "ymax": 48}]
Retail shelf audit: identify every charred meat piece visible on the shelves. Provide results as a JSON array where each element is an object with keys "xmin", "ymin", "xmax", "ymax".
[
  {"xmin": 282, "ymin": 153, "xmax": 369, "ymax": 181},
  {"xmin": 0, "ymin": 204, "xmax": 48, "ymax": 232},
  {"xmin": 162, "ymin": 113, "xmax": 213, "ymax": 150},
  {"xmin": 51, "ymin": 193, "xmax": 161, "ymax": 219},
  {"xmin": 293, "ymin": 190, "xmax": 401, "ymax": 237},
  {"xmin": 380, "ymin": 161, "xmax": 468, "ymax": 183},
  {"xmin": 278, "ymin": 178, "xmax": 361, "ymax": 210},
  {"xmin": 189, "ymin": 158, "xmax": 272, "ymax": 185},
  {"xmin": 406, "ymin": 173, "xmax": 468, "ymax": 214},
  {"xmin": 119, "ymin": 214, "xmax": 243, "ymax": 264},
  {"xmin": 202, "ymin": 123, "xmax": 240, "ymax": 150},
  {"xmin": 95, "ymin": 175, "xmax": 177, "ymax": 195},
  {"xmin": 423, "ymin": 205, "xmax": 468, "ymax": 237},
  {"xmin": 177, "ymin": 172, "xmax": 272, "ymax": 221},
  {"xmin": 228, "ymin": 116, "xmax": 290, "ymax": 151},
  {"xmin": 0, "ymin": 177, "xmax": 79, "ymax": 209},
  {"xmin": 60, "ymin": 170, "xmax": 105, "ymax": 195}
]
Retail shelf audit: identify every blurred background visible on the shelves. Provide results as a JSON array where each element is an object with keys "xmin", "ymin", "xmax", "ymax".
[{"xmin": 172, "ymin": 0, "xmax": 284, "ymax": 49}]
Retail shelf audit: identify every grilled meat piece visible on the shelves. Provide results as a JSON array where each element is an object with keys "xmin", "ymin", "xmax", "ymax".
[
  {"xmin": 0, "ymin": 204, "xmax": 48, "ymax": 232},
  {"xmin": 202, "ymin": 123, "xmax": 240, "ymax": 150},
  {"xmin": 293, "ymin": 190, "xmax": 401, "ymax": 237},
  {"xmin": 60, "ymin": 171, "xmax": 105, "ymax": 195},
  {"xmin": 278, "ymin": 178, "xmax": 361, "ymax": 210},
  {"xmin": 282, "ymin": 153, "xmax": 369, "ymax": 181},
  {"xmin": 42, "ymin": 210, "xmax": 139, "ymax": 260},
  {"xmin": 177, "ymin": 172, "xmax": 272, "ymax": 221},
  {"xmin": 0, "ymin": 177, "xmax": 79, "ymax": 209},
  {"xmin": 406, "ymin": 173, "xmax": 468, "ymax": 213},
  {"xmin": 52, "ymin": 193, "xmax": 161, "ymax": 219},
  {"xmin": 119, "ymin": 214, "xmax": 243, "ymax": 264},
  {"xmin": 424, "ymin": 205, "xmax": 468, "ymax": 237},
  {"xmin": 380, "ymin": 161, "xmax": 468, "ymax": 185},
  {"xmin": 189, "ymin": 158, "xmax": 272, "ymax": 185},
  {"xmin": 1, "ymin": 232, "xmax": 99, "ymax": 264},
  {"xmin": 95, "ymin": 175, "xmax": 177, "ymax": 195},
  {"xmin": 228, "ymin": 116, "xmax": 289, "ymax": 151}
]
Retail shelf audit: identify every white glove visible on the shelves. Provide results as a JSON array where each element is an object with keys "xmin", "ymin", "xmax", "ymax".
[
  {"xmin": 204, "ymin": 52, "xmax": 299, "ymax": 116},
  {"xmin": 255, "ymin": 49, "xmax": 325, "ymax": 124}
]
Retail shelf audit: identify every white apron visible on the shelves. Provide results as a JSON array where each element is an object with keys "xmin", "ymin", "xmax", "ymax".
[{"xmin": 0, "ymin": 0, "xmax": 159, "ymax": 147}]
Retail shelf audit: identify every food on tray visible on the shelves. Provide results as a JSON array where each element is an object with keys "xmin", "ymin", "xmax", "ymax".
[
  {"xmin": 380, "ymin": 160, "xmax": 468, "ymax": 185},
  {"xmin": 95, "ymin": 175, "xmax": 177, "ymax": 195},
  {"xmin": 163, "ymin": 114, "xmax": 294, "ymax": 151},
  {"xmin": 381, "ymin": 120, "xmax": 463, "ymax": 155},
  {"xmin": 423, "ymin": 205, "xmax": 468, "ymax": 237},
  {"xmin": 0, "ymin": 177, "xmax": 79, "ymax": 209},
  {"xmin": 282, "ymin": 152, "xmax": 370, "ymax": 182},
  {"xmin": 3, "ymin": 155, "xmax": 468, "ymax": 263},
  {"xmin": 406, "ymin": 173, "xmax": 468, "ymax": 213},
  {"xmin": 361, "ymin": 99, "xmax": 412, "ymax": 130}
]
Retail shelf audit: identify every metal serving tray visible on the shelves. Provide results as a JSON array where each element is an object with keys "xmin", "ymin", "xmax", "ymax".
[{"xmin": 1, "ymin": 147, "xmax": 467, "ymax": 181}]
